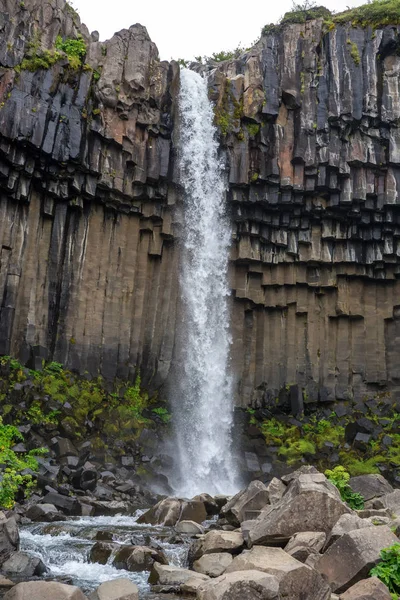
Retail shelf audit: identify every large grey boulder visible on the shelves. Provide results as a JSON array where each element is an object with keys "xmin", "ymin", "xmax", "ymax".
[
  {"xmin": 284, "ymin": 531, "xmax": 326, "ymax": 562},
  {"xmin": 316, "ymin": 525, "xmax": 398, "ymax": 593},
  {"xmin": 3, "ymin": 581, "xmax": 87, "ymax": 600},
  {"xmin": 348, "ymin": 475, "xmax": 393, "ymax": 502},
  {"xmin": 2, "ymin": 551, "xmax": 47, "ymax": 577},
  {"xmin": 137, "ymin": 498, "xmax": 206, "ymax": 526},
  {"xmin": 373, "ymin": 490, "xmax": 400, "ymax": 515},
  {"xmin": 148, "ymin": 563, "xmax": 209, "ymax": 589},
  {"xmin": 220, "ymin": 481, "xmax": 270, "ymax": 526},
  {"xmin": 189, "ymin": 531, "xmax": 244, "ymax": 564},
  {"xmin": 193, "ymin": 552, "xmax": 233, "ymax": 577},
  {"xmin": 339, "ymin": 576, "xmax": 392, "ymax": 599},
  {"xmin": 88, "ymin": 579, "xmax": 138, "ymax": 600},
  {"xmin": 197, "ymin": 570, "xmax": 280, "ymax": 600},
  {"xmin": 0, "ymin": 513, "xmax": 19, "ymax": 566},
  {"xmin": 113, "ymin": 545, "xmax": 168, "ymax": 572},
  {"xmin": 225, "ymin": 545, "xmax": 331, "ymax": 599},
  {"xmin": 175, "ymin": 520, "xmax": 204, "ymax": 535},
  {"xmin": 26, "ymin": 503, "xmax": 65, "ymax": 523},
  {"xmin": 324, "ymin": 514, "xmax": 373, "ymax": 549},
  {"xmin": 247, "ymin": 473, "xmax": 352, "ymax": 546}
]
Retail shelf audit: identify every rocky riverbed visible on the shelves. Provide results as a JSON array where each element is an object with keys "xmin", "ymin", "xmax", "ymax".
[{"xmin": 0, "ymin": 466, "xmax": 399, "ymax": 599}]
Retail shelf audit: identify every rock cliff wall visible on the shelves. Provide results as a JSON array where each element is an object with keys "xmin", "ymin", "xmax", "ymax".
[{"xmin": 1, "ymin": 0, "xmax": 400, "ymax": 408}]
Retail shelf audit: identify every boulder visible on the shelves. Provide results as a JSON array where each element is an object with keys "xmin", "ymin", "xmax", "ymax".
[
  {"xmin": 197, "ymin": 570, "xmax": 280, "ymax": 600},
  {"xmin": 137, "ymin": 497, "xmax": 206, "ymax": 526},
  {"xmin": 189, "ymin": 531, "xmax": 244, "ymax": 563},
  {"xmin": 42, "ymin": 492, "xmax": 81, "ymax": 516},
  {"xmin": 193, "ymin": 552, "xmax": 233, "ymax": 577},
  {"xmin": 265, "ymin": 478, "xmax": 286, "ymax": 505},
  {"xmin": 192, "ymin": 494, "xmax": 219, "ymax": 516},
  {"xmin": 225, "ymin": 545, "xmax": 331, "ymax": 599},
  {"xmin": 0, "ymin": 577, "xmax": 14, "ymax": 591},
  {"xmin": 315, "ymin": 525, "xmax": 398, "ymax": 593},
  {"xmin": 89, "ymin": 542, "xmax": 118, "ymax": 565},
  {"xmin": 339, "ymin": 577, "xmax": 392, "ymax": 599},
  {"xmin": 113, "ymin": 545, "xmax": 168, "ymax": 572},
  {"xmin": 148, "ymin": 563, "xmax": 209, "ymax": 588},
  {"xmin": 2, "ymin": 551, "xmax": 48, "ymax": 577},
  {"xmin": 26, "ymin": 503, "xmax": 64, "ymax": 523},
  {"xmin": 348, "ymin": 475, "xmax": 393, "ymax": 502},
  {"xmin": 284, "ymin": 531, "xmax": 326, "ymax": 562},
  {"xmin": 88, "ymin": 578, "xmax": 138, "ymax": 600},
  {"xmin": 221, "ymin": 481, "xmax": 270, "ymax": 526},
  {"xmin": 324, "ymin": 514, "xmax": 373, "ymax": 549},
  {"xmin": 281, "ymin": 466, "xmax": 319, "ymax": 484},
  {"xmin": 175, "ymin": 520, "xmax": 204, "ymax": 535},
  {"xmin": 247, "ymin": 473, "xmax": 352, "ymax": 546},
  {"xmin": 373, "ymin": 490, "xmax": 400, "ymax": 515},
  {"xmin": 3, "ymin": 581, "xmax": 87, "ymax": 600},
  {"xmin": 0, "ymin": 514, "xmax": 19, "ymax": 566}
]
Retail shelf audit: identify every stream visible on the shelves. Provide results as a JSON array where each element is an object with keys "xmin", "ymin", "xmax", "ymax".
[{"xmin": 20, "ymin": 513, "xmax": 191, "ymax": 597}]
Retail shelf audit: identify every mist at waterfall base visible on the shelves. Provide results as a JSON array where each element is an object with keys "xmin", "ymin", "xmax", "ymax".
[{"xmin": 169, "ymin": 68, "xmax": 239, "ymax": 498}]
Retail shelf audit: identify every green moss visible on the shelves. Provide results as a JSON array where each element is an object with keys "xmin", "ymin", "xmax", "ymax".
[
  {"xmin": 245, "ymin": 123, "xmax": 260, "ymax": 137},
  {"xmin": 19, "ymin": 49, "xmax": 62, "ymax": 72},
  {"xmin": 347, "ymin": 39, "xmax": 361, "ymax": 66}
]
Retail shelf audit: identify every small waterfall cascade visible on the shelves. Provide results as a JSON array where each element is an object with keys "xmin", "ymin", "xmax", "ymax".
[{"xmin": 172, "ymin": 68, "xmax": 239, "ymax": 497}]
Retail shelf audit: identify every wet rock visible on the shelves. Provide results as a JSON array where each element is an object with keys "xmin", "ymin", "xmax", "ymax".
[
  {"xmin": 192, "ymin": 494, "xmax": 219, "ymax": 516},
  {"xmin": 339, "ymin": 577, "xmax": 392, "ymax": 599},
  {"xmin": 197, "ymin": 570, "xmax": 279, "ymax": 600},
  {"xmin": 0, "ymin": 513, "xmax": 19, "ymax": 566},
  {"xmin": 88, "ymin": 578, "xmax": 139, "ymax": 600},
  {"xmin": 113, "ymin": 545, "xmax": 168, "ymax": 572},
  {"xmin": 193, "ymin": 552, "xmax": 233, "ymax": 577},
  {"xmin": 348, "ymin": 475, "xmax": 393, "ymax": 502},
  {"xmin": 26, "ymin": 503, "xmax": 65, "ymax": 523},
  {"xmin": 3, "ymin": 581, "xmax": 88, "ymax": 600},
  {"xmin": 137, "ymin": 498, "xmax": 206, "ymax": 526},
  {"xmin": 89, "ymin": 542, "xmax": 118, "ymax": 565},
  {"xmin": 221, "ymin": 481, "xmax": 270, "ymax": 526},
  {"xmin": 225, "ymin": 545, "xmax": 331, "ymax": 599},
  {"xmin": 2, "ymin": 551, "xmax": 48, "ymax": 577},
  {"xmin": 315, "ymin": 526, "xmax": 398, "ymax": 593},
  {"xmin": 247, "ymin": 473, "xmax": 352, "ymax": 546},
  {"xmin": 42, "ymin": 493, "xmax": 81, "ymax": 516}
]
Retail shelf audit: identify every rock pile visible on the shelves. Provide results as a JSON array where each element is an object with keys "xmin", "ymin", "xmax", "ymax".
[{"xmin": 1, "ymin": 467, "xmax": 399, "ymax": 599}]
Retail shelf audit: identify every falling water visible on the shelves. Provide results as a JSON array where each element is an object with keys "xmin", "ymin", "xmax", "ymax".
[{"xmin": 172, "ymin": 68, "xmax": 239, "ymax": 497}]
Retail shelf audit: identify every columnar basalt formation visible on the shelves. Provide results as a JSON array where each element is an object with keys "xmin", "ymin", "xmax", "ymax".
[
  {"xmin": 206, "ymin": 20, "xmax": 400, "ymax": 407},
  {"xmin": 1, "ymin": 0, "xmax": 400, "ymax": 407},
  {"xmin": 0, "ymin": 0, "xmax": 179, "ymax": 385}
]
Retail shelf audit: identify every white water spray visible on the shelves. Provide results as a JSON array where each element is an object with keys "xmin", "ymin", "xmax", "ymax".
[{"xmin": 172, "ymin": 68, "xmax": 238, "ymax": 497}]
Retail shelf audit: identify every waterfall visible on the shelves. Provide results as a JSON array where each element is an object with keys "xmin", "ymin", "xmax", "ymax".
[{"xmin": 172, "ymin": 68, "xmax": 239, "ymax": 497}]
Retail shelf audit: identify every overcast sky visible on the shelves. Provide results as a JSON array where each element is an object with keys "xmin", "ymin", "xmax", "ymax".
[{"xmin": 71, "ymin": 0, "xmax": 366, "ymax": 61}]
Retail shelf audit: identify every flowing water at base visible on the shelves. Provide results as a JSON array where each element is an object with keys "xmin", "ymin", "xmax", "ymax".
[{"xmin": 20, "ymin": 514, "xmax": 189, "ymax": 596}]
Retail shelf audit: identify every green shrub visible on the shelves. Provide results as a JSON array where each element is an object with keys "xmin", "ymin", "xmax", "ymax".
[
  {"xmin": 55, "ymin": 35, "xmax": 87, "ymax": 69},
  {"xmin": 152, "ymin": 407, "xmax": 171, "ymax": 424},
  {"xmin": 0, "ymin": 416, "xmax": 46, "ymax": 509},
  {"xmin": 370, "ymin": 543, "xmax": 400, "ymax": 598},
  {"xmin": 333, "ymin": 0, "xmax": 400, "ymax": 28},
  {"xmin": 325, "ymin": 466, "xmax": 365, "ymax": 509}
]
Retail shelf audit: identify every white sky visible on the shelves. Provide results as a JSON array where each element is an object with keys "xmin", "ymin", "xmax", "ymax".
[{"xmin": 71, "ymin": 0, "xmax": 366, "ymax": 61}]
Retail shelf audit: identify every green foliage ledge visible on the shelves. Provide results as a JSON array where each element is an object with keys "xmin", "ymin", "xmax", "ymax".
[
  {"xmin": 0, "ymin": 355, "xmax": 171, "ymax": 505},
  {"xmin": 370, "ymin": 544, "xmax": 400, "ymax": 599}
]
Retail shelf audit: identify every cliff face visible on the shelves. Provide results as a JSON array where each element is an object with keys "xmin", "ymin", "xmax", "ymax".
[{"xmin": 1, "ymin": 0, "xmax": 400, "ymax": 408}]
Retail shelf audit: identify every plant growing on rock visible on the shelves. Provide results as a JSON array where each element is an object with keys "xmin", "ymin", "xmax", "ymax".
[
  {"xmin": 325, "ymin": 466, "xmax": 364, "ymax": 510},
  {"xmin": 0, "ymin": 416, "xmax": 46, "ymax": 509},
  {"xmin": 55, "ymin": 35, "xmax": 87, "ymax": 69},
  {"xmin": 370, "ymin": 543, "xmax": 400, "ymax": 599}
]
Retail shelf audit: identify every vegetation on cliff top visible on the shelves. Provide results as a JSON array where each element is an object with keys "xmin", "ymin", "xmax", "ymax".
[{"xmin": 262, "ymin": 0, "xmax": 400, "ymax": 36}]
